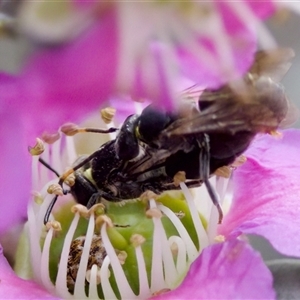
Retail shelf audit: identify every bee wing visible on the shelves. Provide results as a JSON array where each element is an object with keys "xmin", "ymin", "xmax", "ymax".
[
  {"xmin": 161, "ymin": 106, "xmax": 242, "ymax": 137},
  {"xmin": 162, "ymin": 88, "xmax": 279, "ymax": 137},
  {"xmin": 279, "ymin": 98, "xmax": 300, "ymax": 128},
  {"xmin": 249, "ymin": 48, "xmax": 295, "ymax": 82}
]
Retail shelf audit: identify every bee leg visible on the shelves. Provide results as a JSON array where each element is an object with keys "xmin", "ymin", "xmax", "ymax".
[
  {"xmin": 199, "ymin": 134, "xmax": 224, "ymax": 224},
  {"xmin": 38, "ymin": 157, "xmax": 60, "ymax": 177},
  {"xmin": 43, "ymin": 152, "xmax": 100, "ymax": 225},
  {"xmin": 198, "ymin": 134, "xmax": 210, "ymax": 179},
  {"xmin": 86, "ymin": 191, "xmax": 119, "ymax": 209},
  {"xmin": 44, "ymin": 195, "xmax": 59, "ymax": 225},
  {"xmin": 44, "ymin": 189, "xmax": 71, "ymax": 224},
  {"xmin": 86, "ymin": 193, "xmax": 102, "ymax": 209},
  {"xmin": 204, "ymin": 179, "xmax": 223, "ymax": 224}
]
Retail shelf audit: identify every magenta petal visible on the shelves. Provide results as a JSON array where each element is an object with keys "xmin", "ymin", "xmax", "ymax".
[
  {"xmin": 0, "ymin": 107, "xmax": 30, "ymax": 235},
  {"xmin": 153, "ymin": 239, "xmax": 275, "ymax": 299},
  {"xmin": 19, "ymin": 7, "xmax": 118, "ymax": 138},
  {"xmin": 178, "ymin": 1, "xmax": 276, "ymax": 89},
  {"xmin": 0, "ymin": 245, "xmax": 59, "ymax": 299},
  {"xmin": 219, "ymin": 129, "xmax": 300, "ymax": 257},
  {"xmin": 247, "ymin": 1, "xmax": 277, "ymax": 18}
]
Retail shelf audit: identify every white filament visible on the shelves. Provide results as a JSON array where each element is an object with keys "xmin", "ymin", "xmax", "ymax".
[
  {"xmin": 135, "ymin": 245, "xmax": 150, "ymax": 298},
  {"xmin": 73, "ymin": 213, "xmax": 95, "ymax": 299},
  {"xmin": 168, "ymin": 236, "xmax": 187, "ymax": 276},
  {"xmin": 88, "ymin": 265, "xmax": 99, "ymax": 299},
  {"xmin": 28, "ymin": 126, "xmax": 233, "ymax": 300},
  {"xmin": 157, "ymin": 204, "xmax": 198, "ymax": 262},
  {"xmin": 101, "ymin": 223, "xmax": 137, "ymax": 299},
  {"xmin": 149, "ymin": 199, "xmax": 166, "ymax": 292},
  {"xmin": 55, "ymin": 213, "xmax": 80, "ymax": 299},
  {"xmin": 180, "ymin": 182, "xmax": 210, "ymax": 251},
  {"xmin": 100, "ymin": 257, "xmax": 117, "ymax": 299}
]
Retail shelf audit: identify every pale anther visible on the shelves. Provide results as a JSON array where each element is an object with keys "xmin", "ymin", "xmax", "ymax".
[
  {"xmin": 173, "ymin": 171, "xmax": 186, "ymax": 186},
  {"xmin": 117, "ymin": 251, "xmax": 128, "ymax": 265},
  {"xmin": 89, "ymin": 203, "xmax": 106, "ymax": 217},
  {"xmin": 100, "ymin": 107, "xmax": 116, "ymax": 124},
  {"xmin": 214, "ymin": 166, "xmax": 231, "ymax": 178},
  {"xmin": 32, "ymin": 191, "xmax": 44, "ymax": 204},
  {"xmin": 152, "ymin": 288, "xmax": 171, "ymax": 296},
  {"xmin": 146, "ymin": 208, "xmax": 162, "ymax": 219},
  {"xmin": 28, "ymin": 138, "xmax": 45, "ymax": 156},
  {"xmin": 64, "ymin": 173, "xmax": 75, "ymax": 186},
  {"xmin": 41, "ymin": 131, "xmax": 61, "ymax": 144},
  {"xmin": 231, "ymin": 155, "xmax": 247, "ymax": 167},
  {"xmin": 130, "ymin": 234, "xmax": 146, "ymax": 248},
  {"xmin": 46, "ymin": 220, "xmax": 62, "ymax": 231},
  {"xmin": 140, "ymin": 190, "xmax": 158, "ymax": 202},
  {"xmin": 214, "ymin": 235, "xmax": 226, "ymax": 243},
  {"xmin": 47, "ymin": 183, "xmax": 63, "ymax": 195},
  {"xmin": 71, "ymin": 204, "xmax": 89, "ymax": 218},
  {"xmin": 95, "ymin": 215, "xmax": 113, "ymax": 230},
  {"xmin": 170, "ymin": 242, "xmax": 178, "ymax": 256},
  {"xmin": 60, "ymin": 123, "xmax": 79, "ymax": 136}
]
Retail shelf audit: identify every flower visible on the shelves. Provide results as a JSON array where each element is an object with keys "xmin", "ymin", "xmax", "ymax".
[
  {"xmin": 2, "ymin": 122, "xmax": 300, "ymax": 298},
  {"xmin": 0, "ymin": 244, "xmax": 59, "ymax": 299},
  {"xmin": 0, "ymin": 1, "xmax": 299, "ymax": 299},
  {"xmin": 0, "ymin": 0, "xmax": 278, "ymax": 235},
  {"xmin": 219, "ymin": 129, "xmax": 300, "ymax": 258},
  {"xmin": 8, "ymin": 130, "xmax": 300, "ymax": 299}
]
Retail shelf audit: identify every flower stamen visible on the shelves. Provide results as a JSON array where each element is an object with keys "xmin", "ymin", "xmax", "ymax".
[
  {"xmin": 28, "ymin": 138, "xmax": 45, "ymax": 156},
  {"xmin": 27, "ymin": 126, "xmax": 234, "ymax": 299}
]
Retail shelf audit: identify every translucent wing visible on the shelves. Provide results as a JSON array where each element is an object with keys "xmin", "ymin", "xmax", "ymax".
[
  {"xmin": 249, "ymin": 48, "xmax": 295, "ymax": 82},
  {"xmin": 163, "ymin": 48, "xmax": 296, "ymax": 137}
]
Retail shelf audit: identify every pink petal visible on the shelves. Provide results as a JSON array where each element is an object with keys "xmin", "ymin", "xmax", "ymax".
[
  {"xmin": 0, "ymin": 245, "xmax": 59, "ymax": 299},
  {"xmin": 0, "ymin": 105, "xmax": 30, "ymax": 235},
  {"xmin": 153, "ymin": 239, "xmax": 275, "ymax": 299},
  {"xmin": 177, "ymin": 1, "xmax": 276, "ymax": 89},
  {"xmin": 19, "ymin": 7, "xmax": 119, "ymax": 138},
  {"xmin": 247, "ymin": 1, "xmax": 277, "ymax": 18},
  {"xmin": 219, "ymin": 130, "xmax": 300, "ymax": 257}
]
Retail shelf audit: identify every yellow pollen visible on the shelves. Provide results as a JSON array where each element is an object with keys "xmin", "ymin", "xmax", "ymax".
[
  {"xmin": 95, "ymin": 215, "xmax": 113, "ymax": 230},
  {"xmin": 89, "ymin": 203, "xmax": 106, "ymax": 217},
  {"xmin": 130, "ymin": 234, "xmax": 146, "ymax": 247},
  {"xmin": 41, "ymin": 131, "xmax": 60, "ymax": 144},
  {"xmin": 214, "ymin": 166, "xmax": 231, "ymax": 178},
  {"xmin": 32, "ymin": 191, "xmax": 44, "ymax": 204},
  {"xmin": 117, "ymin": 250, "xmax": 128, "ymax": 264},
  {"xmin": 231, "ymin": 155, "xmax": 247, "ymax": 167},
  {"xmin": 60, "ymin": 123, "xmax": 79, "ymax": 136},
  {"xmin": 140, "ymin": 190, "xmax": 158, "ymax": 202},
  {"xmin": 152, "ymin": 288, "xmax": 171, "ymax": 296},
  {"xmin": 269, "ymin": 130, "xmax": 283, "ymax": 139},
  {"xmin": 146, "ymin": 208, "xmax": 162, "ymax": 219},
  {"xmin": 71, "ymin": 204, "xmax": 89, "ymax": 218},
  {"xmin": 64, "ymin": 173, "xmax": 75, "ymax": 187},
  {"xmin": 28, "ymin": 138, "xmax": 45, "ymax": 156},
  {"xmin": 173, "ymin": 171, "xmax": 186, "ymax": 186},
  {"xmin": 47, "ymin": 183, "xmax": 63, "ymax": 195},
  {"xmin": 46, "ymin": 220, "xmax": 62, "ymax": 231},
  {"xmin": 214, "ymin": 235, "xmax": 226, "ymax": 243},
  {"xmin": 170, "ymin": 242, "xmax": 178, "ymax": 256},
  {"xmin": 100, "ymin": 107, "xmax": 116, "ymax": 124}
]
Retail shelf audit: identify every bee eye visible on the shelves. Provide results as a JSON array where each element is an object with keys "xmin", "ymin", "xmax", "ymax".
[{"xmin": 138, "ymin": 105, "xmax": 172, "ymax": 143}]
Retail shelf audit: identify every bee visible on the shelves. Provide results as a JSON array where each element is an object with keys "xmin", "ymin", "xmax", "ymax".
[{"xmin": 42, "ymin": 48, "xmax": 296, "ymax": 225}]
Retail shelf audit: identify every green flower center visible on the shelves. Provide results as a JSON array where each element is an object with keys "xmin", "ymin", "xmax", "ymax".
[{"xmin": 22, "ymin": 125, "xmax": 231, "ymax": 299}]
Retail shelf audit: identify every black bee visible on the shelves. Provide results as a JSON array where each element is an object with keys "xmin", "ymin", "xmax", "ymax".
[{"xmin": 42, "ymin": 48, "xmax": 296, "ymax": 225}]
